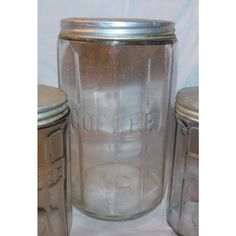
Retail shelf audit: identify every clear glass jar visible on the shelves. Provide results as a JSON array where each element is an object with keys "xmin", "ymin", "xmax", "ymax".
[
  {"xmin": 167, "ymin": 87, "xmax": 199, "ymax": 236},
  {"xmin": 58, "ymin": 18, "xmax": 177, "ymax": 220},
  {"xmin": 38, "ymin": 85, "xmax": 72, "ymax": 235}
]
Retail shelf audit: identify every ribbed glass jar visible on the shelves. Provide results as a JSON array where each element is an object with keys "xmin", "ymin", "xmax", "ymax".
[
  {"xmin": 38, "ymin": 85, "xmax": 72, "ymax": 235},
  {"xmin": 167, "ymin": 87, "xmax": 199, "ymax": 236},
  {"xmin": 58, "ymin": 18, "xmax": 177, "ymax": 220}
]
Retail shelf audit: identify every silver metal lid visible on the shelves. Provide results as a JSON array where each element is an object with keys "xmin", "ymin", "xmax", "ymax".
[
  {"xmin": 38, "ymin": 85, "xmax": 69, "ymax": 127},
  {"xmin": 175, "ymin": 87, "xmax": 199, "ymax": 122},
  {"xmin": 59, "ymin": 18, "xmax": 176, "ymax": 41}
]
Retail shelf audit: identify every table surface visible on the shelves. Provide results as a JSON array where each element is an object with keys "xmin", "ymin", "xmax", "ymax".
[{"xmin": 70, "ymin": 200, "xmax": 177, "ymax": 236}]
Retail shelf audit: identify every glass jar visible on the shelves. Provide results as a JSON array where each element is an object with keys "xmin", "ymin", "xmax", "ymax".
[
  {"xmin": 58, "ymin": 18, "xmax": 177, "ymax": 220},
  {"xmin": 38, "ymin": 85, "xmax": 72, "ymax": 235},
  {"xmin": 167, "ymin": 87, "xmax": 199, "ymax": 236}
]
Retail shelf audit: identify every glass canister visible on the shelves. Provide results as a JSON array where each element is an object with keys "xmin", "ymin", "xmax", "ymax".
[
  {"xmin": 167, "ymin": 87, "xmax": 199, "ymax": 236},
  {"xmin": 58, "ymin": 18, "xmax": 177, "ymax": 220},
  {"xmin": 38, "ymin": 85, "xmax": 72, "ymax": 235}
]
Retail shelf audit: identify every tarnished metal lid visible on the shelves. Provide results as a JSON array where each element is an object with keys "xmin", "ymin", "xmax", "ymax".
[
  {"xmin": 38, "ymin": 85, "xmax": 69, "ymax": 127},
  {"xmin": 59, "ymin": 18, "xmax": 176, "ymax": 41},
  {"xmin": 175, "ymin": 87, "xmax": 199, "ymax": 122}
]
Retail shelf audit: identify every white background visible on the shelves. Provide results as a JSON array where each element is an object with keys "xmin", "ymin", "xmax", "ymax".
[
  {"xmin": 38, "ymin": 0, "xmax": 198, "ymax": 90},
  {"xmin": 38, "ymin": 2, "xmax": 198, "ymax": 235},
  {"xmin": 1, "ymin": 1, "xmax": 236, "ymax": 236}
]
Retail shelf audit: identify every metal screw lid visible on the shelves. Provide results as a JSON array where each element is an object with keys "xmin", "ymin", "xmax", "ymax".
[
  {"xmin": 175, "ymin": 87, "xmax": 199, "ymax": 122},
  {"xmin": 59, "ymin": 18, "xmax": 176, "ymax": 41},
  {"xmin": 38, "ymin": 85, "xmax": 69, "ymax": 127}
]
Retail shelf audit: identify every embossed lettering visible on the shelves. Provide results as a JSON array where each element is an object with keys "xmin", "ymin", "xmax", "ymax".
[
  {"xmin": 81, "ymin": 113, "xmax": 92, "ymax": 133},
  {"xmin": 96, "ymin": 115, "xmax": 104, "ymax": 134},
  {"xmin": 145, "ymin": 112, "xmax": 156, "ymax": 131},
  {"xmin": 129, "ymin": 114, "xmax": 140, "ymax": 135}
]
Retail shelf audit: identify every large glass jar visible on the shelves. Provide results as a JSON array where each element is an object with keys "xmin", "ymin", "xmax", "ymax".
[
  {"xmin": 167, "ymin": 87, "xmax": 199, "ymax": 236},
  {"xmin": 38, "ymin": 85, "xmax": 72, "ymax": 235},
  {"xmin": 58, "ymin": 18, "xmax": 177, "ymax": 220}
]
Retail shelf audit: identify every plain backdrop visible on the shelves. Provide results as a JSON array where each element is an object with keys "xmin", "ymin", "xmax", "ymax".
[
  {"xmin": 38, "ymin": 2, "xmax": 198, "ymax": 235},
  {"xmin": 2, "ymin": 1, "xmax": 236, "ymax": 236},
  {"xmin": 38, "ymin": 0, "xmax": 198, "ymax": 90}
]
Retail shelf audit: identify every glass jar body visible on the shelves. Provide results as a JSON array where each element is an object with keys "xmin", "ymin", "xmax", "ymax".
[
  {"xmin": 38, "ymin": 115, "xmax": 72, "ymax": 236},
  {"xmin": 58, "ymin": 39, "xmax": 176, "ymax": 220},
  {"xmin": 167, "ymin": 114, "xmax": 199, "ymax": 236}
]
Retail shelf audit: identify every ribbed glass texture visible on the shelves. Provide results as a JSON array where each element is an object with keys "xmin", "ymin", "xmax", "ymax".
[
  {"xmin": 167, "ymin": 113, "xmax": 199, "ymax": 236},
  {"xmin": 38, "ymin": 115, "xmax": 72, "ymax": 235},
  {"xmin": 58, "ymin": 38, "xmax": 176, "ymax": 220}
]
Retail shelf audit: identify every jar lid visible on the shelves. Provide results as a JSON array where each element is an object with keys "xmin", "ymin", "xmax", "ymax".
[
  {"xmin": 59, "ymin": 18, "xmax": 176, "ymax": 41},
  {"xmin": 38, "ymin": 85, "xmax": 69, "ymax": 127},
  {"xmin": 175, "ymin": 87, "xmax": 199, "ymax": 122}
]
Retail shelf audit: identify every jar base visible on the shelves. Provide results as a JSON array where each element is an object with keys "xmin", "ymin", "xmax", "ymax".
[
  {"xmin": 72, "ymin": 196, "xmax": 163, "ymax": 221},
  {"xmin": 167, "ymin": 201, "xmax": 198, "ymax": 236}
]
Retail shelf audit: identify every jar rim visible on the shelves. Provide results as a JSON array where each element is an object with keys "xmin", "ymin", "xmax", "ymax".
[
  {"xmin": 38, "ymin": 85, "xmax": 69, "ymax": 127},
  {"xmin": 59, "ymin": 18, "xmax": 176, "ymax": 41},
  {"xmin": 175, "ymin": 87, "xmax": 199, "ymax": 122}
]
